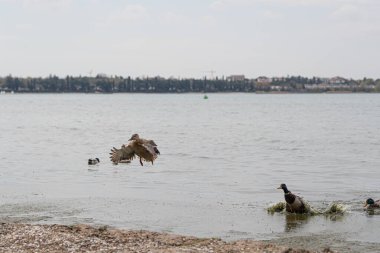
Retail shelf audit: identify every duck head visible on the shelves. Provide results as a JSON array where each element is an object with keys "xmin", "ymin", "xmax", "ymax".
[
  {"xmin": 364, "ymin": 198, "xmax": 375, "ymax": 207},
  {"xmin": 277, "ymin": 183, "xmax": 290, "ymax": 193},
  {"xmin": 88, "ymin": 158, "xmax": 100, "ymax": 165},
  {"xmin": 128, "ymin": 133, "xmax": 140, "ymax": 141}
]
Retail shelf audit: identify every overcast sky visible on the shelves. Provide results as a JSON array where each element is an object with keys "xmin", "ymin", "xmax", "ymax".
[{"xmin": 1, "ymin": 0, "xmax": 379, "ymax": 79}]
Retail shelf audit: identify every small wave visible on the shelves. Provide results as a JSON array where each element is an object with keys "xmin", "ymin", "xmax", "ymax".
[
  {"xmin": 164, "ymin": 153, "xmax": 191, "ymax": 158},
  {"xmin": 197, "ymin": 156, "xmax": 212, "ymax": 159},
  {"xmin": 227, "ymin": 230, "xmax": 249, "ymax": 236},
  {"xmin": 148, "ymin": 170, "xmax": 197, "ymax": 174}
]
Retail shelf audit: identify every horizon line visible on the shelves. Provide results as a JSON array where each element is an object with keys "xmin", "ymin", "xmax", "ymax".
[{"xmin": 1, "ymin": 74, "xmax": 379, "ymax": 81}]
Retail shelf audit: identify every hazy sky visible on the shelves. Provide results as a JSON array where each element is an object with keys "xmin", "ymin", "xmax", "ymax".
[{"xmin": 1, "ymin": 0, "xmax": 379, "ymax": 79}]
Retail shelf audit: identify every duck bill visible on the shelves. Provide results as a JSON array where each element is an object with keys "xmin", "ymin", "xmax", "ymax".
[
  {"xmin": 364, "ymin": 203, "xmax": 368, "ymax": 208},
  {"xmin": 277, "ymin": 186, "xmax": 282, "ymax": 189}
]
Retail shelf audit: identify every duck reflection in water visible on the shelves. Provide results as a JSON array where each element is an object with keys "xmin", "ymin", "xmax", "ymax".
[{"xmin": 284, "ymin": 213, "xmax": 311, "ymax": 232}]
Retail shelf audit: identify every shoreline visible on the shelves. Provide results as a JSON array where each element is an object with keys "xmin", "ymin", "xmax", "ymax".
[
  {"xmin": 0, "ymin": 223, "xmax": 333, "ymax": 253},
  {"xmin": 0, "ymin": 91, "xmax": 378, "ymax": 94}
]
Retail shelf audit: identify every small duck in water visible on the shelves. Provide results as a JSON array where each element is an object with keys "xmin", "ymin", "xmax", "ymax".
[
  {"xmin": 277, "ymin": 183, "xmax": 307, "ymax": 214},
  {"xmin": 364, "ymin": 198, "xmax": 380, "ymax": 209},
  {"xmin": 88, "ymin": 158, "xmax": 100, "ymax": 165}
]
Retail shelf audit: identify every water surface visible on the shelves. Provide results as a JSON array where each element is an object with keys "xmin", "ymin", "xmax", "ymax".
[{"xmin": 0, "ymin": 93, "xmax": 379, "ymax": 252}]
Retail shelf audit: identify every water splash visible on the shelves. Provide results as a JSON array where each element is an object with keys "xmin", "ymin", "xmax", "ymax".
[
  {"xmin": 323, "ymin": 202, "xmax": 347, "ymax": 215},
  {"xmin": 267, "ymin": 202, "xmax": 286, "ymax": 213},
  {"xmin": 365, "ymin": 208, "xmax": 380, "ymax": 216},
  {"xmin": 267, "ymin": 201, "xmax": 347, "ymax": 215}
]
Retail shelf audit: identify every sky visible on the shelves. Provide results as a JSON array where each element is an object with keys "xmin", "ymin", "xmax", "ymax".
[{"xmin": 0, "ymin": 0, "xmax": 379, "ymax": 79}]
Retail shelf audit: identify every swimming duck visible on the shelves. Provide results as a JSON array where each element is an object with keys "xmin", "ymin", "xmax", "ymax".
[
  {"xmin": 88, "ymin": 158, "xmax": 100, "ymax": 165},
  {"xmin": 364, "ymin": 198, "xmax": 380, "ymax": 209},
  {"xmin": 277, "ymin": 184, "xmax": 307, "ymax": 214},
  {"xmin": 110, "ymin": 134, "xmax": 160, "ymax": 166}
]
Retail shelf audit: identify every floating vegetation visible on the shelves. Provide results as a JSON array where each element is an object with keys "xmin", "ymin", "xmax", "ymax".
[{"xmin": 267, "ymin": 201, "xmax": 347, "ymax": 216}]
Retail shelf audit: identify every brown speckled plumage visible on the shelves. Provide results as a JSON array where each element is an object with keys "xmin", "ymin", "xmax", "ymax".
[{"xmin": 110, "ymin": 134, "xmax": 160, "ymax": 166}]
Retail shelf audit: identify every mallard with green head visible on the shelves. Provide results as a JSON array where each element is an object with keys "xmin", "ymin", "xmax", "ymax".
[
  {"xmin": 364, "ymin": 198, "xmax": 380, "ymax": 209},
  {"xmin": 277, "ymin": 183, "xmax": 307, "ymax": 214},
  {"xmin": 110, "ymin": 134, "xmax": 160, "ymax": 166}
]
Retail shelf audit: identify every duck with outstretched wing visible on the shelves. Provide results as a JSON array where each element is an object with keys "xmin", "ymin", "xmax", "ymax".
[{"xmin": 110, "ymin": 134, "xmax": 160, "ymax": 166}]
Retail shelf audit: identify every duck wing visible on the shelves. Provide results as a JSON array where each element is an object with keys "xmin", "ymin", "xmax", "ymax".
[
  {"xmin": 134, "ymin": 142, "xmax": 158, "ymax": 163},
  {"xmin": 110, "ymin": 144, "xmax": 136, "ymax": 164},
  {"xmin": 147, "ymin": 139, "xmax": 157, "ymax": 146},
  {"xmin": 143, "ymin": 139, "xmax": 160, "ymax": 154},
  {"xmin": 135, "ymin": 138, "xmax": 160, "ymax": 154}
]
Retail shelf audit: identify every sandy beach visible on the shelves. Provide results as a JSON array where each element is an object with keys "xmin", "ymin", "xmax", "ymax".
[{"xmin": 0, "ymin": 223, "xmax": 334, "ymax": 253}]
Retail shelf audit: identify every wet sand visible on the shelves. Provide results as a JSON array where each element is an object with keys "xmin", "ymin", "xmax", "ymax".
[{"xmin": 0, "ymin": 223, "xmax": 334, "ymax": 253}]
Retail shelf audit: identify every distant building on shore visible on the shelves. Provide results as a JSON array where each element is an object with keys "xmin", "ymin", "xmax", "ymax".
[
  {"xmin": 305, "ymin": 76, "xmax": 352, "ymax": 90},
  {"xmin": 256, "ymin": 76, "xmax": 272, "ymax": 84},
  {"xmin": 329, "ymin": 76, "xmax": 347, "ymax": 85},
  {"xmin": 226, "ymin": 75, "xmax": 245, "ymax": 82}
]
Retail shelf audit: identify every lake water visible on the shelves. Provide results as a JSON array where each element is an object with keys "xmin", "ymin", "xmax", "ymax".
[{"xmin": 0, "ymin": 93, "xmax": 379, "ymax": 252}]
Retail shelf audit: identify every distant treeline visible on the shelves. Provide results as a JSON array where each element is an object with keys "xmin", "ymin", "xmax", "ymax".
[{"xmin": 0, "ymin": 75, "xmax": 379, "ymax": 93}]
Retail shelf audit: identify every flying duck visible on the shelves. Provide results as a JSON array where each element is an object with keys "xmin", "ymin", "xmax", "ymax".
[
  {"xmin": 277, "ymin": 183, "xmax": 307, "ymax": 214},
  {"xmin": 88, "ymin": 158, "xmax": 100, "ymax": 165},
  {"xmin": 364, "ymin": 198, "xmax": 380, "ymax": 209},
  {"xmin": 110, "ymin": 134, "xmax": 160, "ymax": 166}
]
